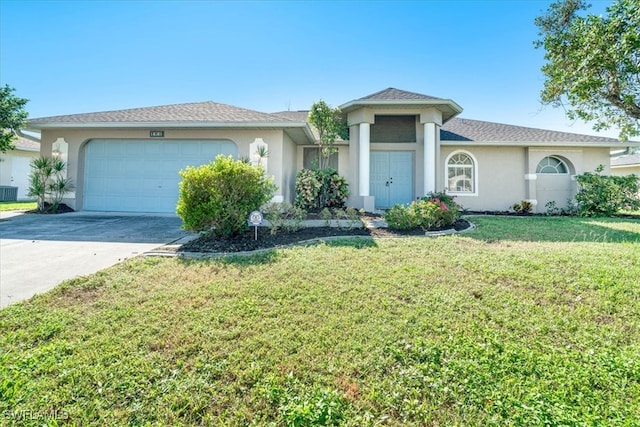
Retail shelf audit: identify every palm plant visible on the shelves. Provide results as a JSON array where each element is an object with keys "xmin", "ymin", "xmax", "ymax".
[{"xmin": 27, "ymin": 156, "xmax": 74, "ymax": 212}]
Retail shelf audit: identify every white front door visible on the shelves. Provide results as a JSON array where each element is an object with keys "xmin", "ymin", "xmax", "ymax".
[{"xmin": 370, "ymin": 151, "xmax": 414, "ymax": 208}]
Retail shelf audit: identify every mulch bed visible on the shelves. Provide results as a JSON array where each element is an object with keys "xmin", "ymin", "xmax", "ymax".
[
  {"xmin": 179, "ymin": 218, "xmax": 471, "ymax": 253},
  {"xmin": 27, "ymin": 203, "xmax": 75, "ymax": 214}
]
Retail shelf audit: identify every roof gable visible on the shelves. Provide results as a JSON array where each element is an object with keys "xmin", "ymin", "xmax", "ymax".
[{"xmin": 358, "ymin": 87, "xmax": 445, "ymax": 101}]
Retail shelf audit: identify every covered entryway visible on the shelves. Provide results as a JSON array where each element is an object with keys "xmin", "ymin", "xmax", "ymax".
[
  {"xmin": 83, "ymin": 139, "xmax": 237, "ymax": 213},
  {"xmin": 370, "ymin": 151, "xmax": 414, "ymax": 209}
]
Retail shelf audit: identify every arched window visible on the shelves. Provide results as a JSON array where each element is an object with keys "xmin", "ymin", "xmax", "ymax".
[
  {"xmin": 536, "ymin": 156, "xmax": 569, "ymax": 174},
  {"xmin": 446, "ymin": 151, "xmax": 476, "ymax": 194}
]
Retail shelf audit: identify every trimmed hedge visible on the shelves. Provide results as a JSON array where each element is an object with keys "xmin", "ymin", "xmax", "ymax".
[{"xmin": 177, "ymin": 155, "xmax": 276, "ymax": 236}]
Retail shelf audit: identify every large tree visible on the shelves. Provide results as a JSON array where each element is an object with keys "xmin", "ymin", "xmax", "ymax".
[
  {"xmin": 0, "ymin": 85, "xmax": 29, "ymax": 153},
  {"xmin": 308, "ymin": 100, "xmax": 348, "ymax": 170},
  {"xmin": 534, "ymin": 0, "xmax": 640, "ymax": 140}
]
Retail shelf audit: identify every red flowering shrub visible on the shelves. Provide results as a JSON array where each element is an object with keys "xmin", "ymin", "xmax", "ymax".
[{"xmin": 385, "ymin": 192, "xmax": 461, "ymax": 230}]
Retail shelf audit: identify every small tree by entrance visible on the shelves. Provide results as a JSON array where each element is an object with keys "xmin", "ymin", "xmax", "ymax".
[{"xmin": 308, "ymin": 100, "xmax": 348, "ymax": 170}]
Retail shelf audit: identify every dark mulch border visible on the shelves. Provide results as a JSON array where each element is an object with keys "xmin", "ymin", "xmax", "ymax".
[
  {"xmin": 27, "ymin": 203, "xmax": 75, "ymax": 214},
  {"xmin": 179, "ymin": 219, "xmax": 471, "ymax": 253}
]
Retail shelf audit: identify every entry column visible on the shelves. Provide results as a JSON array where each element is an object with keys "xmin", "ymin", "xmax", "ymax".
[
  {"xmin": 359, "ymin": 122, "xmax": 370, "ymax": 196},
  {"xmin": 420, "ymin": 108, "xmax": 443, "ymax": 195},
  {"xmin": 346, "ymin": 108, "xmax": 375, "ymax": 211}
]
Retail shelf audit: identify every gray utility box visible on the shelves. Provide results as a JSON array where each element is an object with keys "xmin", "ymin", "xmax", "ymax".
[{"xmin": 0, "ymin": 186, "xmax": 18, "ymax": 202}]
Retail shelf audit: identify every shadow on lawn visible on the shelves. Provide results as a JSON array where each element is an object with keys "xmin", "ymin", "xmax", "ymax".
[
  {"xmin": 178, "ymin": 237, "xmax": 378, "ymax": 267},
  {"xmin": 465, "ymin": 216, "xmax": 640, "ymax": 244}
]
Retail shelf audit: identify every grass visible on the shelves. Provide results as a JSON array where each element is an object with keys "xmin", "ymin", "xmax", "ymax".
[
  {"xmin": 0, "ymin": 201, "xmax": 36, "ymax": 211},
  {"xmin": 1, "ymin": 216, "xmax": 639, "ymax": 425}
]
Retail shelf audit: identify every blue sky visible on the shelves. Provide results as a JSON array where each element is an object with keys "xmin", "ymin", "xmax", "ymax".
[{"xmin": 0, "ymin": 0, "xmax": 621, "ymax": 137}]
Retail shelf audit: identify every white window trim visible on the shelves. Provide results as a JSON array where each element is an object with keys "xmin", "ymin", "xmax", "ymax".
[
  {"xmin": 444, "ymin": 150, "xmax": 478, "ymax": 197},
  {"xmin": 536, "ymin": 156, "xmax": 570, "ymax": 175}
]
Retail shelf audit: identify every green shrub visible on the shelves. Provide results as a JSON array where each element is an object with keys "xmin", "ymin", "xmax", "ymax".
[
  {"xmin": 294, "ymin": 169, "xmax": 322, "ymax": 211},
  {"xmin": 176, "ymin": 155, "xmax": 276, "ymax": 236},
  {"xmin": 385, "ymin": 193, "xmax": 461, "ymax": 231},
  {"xmin": 512, "ymin": 200, "xmax": 533, "ymax": 214},
  {"xmin": 333, "ymin": 207, "xmax": 363, "ymax": 229},
  {"xmin": 295, "ymin": 168, "xmax": 349, "ymax": 210},
  {"xmin": 384, "ymin": 204, "xmax": 416, "ymax": 230},
  {"xmin": 263, "ymin": 202, "xmax": 307, "ymax": 235},
  {"xmin": 318, "ymin": 168, "xmax": 349, "ymax": 208},
  {"xmin": 575, "ymin": 165, "xmax": 640, "ymax": 216}
]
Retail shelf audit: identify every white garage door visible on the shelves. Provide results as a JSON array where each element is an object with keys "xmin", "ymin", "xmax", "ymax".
[{"xmin": 84, "ymin": 139, "xmax": 238, "ymax": 213}]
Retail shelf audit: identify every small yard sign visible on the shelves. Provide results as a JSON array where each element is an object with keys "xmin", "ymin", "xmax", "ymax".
[{"xmin": 248, "ymin": 211, "xmax": 263, "ymax": 240}]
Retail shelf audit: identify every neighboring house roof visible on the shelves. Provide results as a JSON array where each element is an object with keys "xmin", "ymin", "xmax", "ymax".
[
  {"xmin": 12, "ymin": 136, "xmax": 40, "ymax": 152},
  {"xmin": 441, "ymin": 117, "xmax": 624, "ymax": 146},
  {"xmin": 611, "ymin": 153, "xmax": 640, "ymax": 167}
]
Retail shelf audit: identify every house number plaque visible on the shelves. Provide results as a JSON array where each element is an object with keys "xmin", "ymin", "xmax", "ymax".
[{"xmin": 149, "ymin": 131, "xmax": 164, "ymax": 137}]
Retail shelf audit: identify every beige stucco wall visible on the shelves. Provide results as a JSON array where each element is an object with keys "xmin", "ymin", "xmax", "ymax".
[
  {"xmin": 282, "ymin": 133, "xmax": 297, "ymax": 203},
  {"xmin": 439, "ymin": 145, "xmax": 612, "ymax": 213},
  {"xmin": 40, "ymin": 128, "xmax": 288, "ymax": 211},
  {"xmin": 440, "ymin": 145, "xmax": 527, "ymax": 212},
  {"xmin": 38, "ymin": 123, "xmax": 615, "ymax": 214}
]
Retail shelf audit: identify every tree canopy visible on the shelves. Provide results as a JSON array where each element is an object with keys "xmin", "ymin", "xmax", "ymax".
[
  {"xmin": 0, "ymin": 85, "xmax": 29, "ymax": 153},
  {"xmin": 534, "ymin": 0, "xmax": 640, "ymax": 140},
  {"xmin": 308, "ymin": 100, "xmax": 348, "ymax": 169}
]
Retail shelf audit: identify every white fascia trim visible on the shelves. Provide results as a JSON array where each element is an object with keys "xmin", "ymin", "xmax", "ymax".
[
  {"xmin": 441, "ymin": 141, "xmax": 637, "ymax": 148},
  {"xmin": 26, "ymin": 121, "xmax": 309, "ymax": 130},
  {"xmin": 611, "ymin": 164, "xmax": 640, "ymax": 169},
  {"xmin": 16, "ymin": 129, "xmax": 41, "ymax": 142},
  {"xmin": 339, "ymin": 99, "xmax": 464, "ymax": 114}
]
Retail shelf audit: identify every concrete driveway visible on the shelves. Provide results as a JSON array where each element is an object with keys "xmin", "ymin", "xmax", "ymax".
[{"xmin": 0, "ymin": 212, "xmax": 192, "ymax": 308}]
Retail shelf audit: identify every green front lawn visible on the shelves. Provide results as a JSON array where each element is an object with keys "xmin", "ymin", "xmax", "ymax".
[
  {"xmin": 0, "ymin": 201, "xmax": 36, "ymax": 211},
  {"xmin": 1, "ymin": 216, "xmax": 639, "ymax": 425}
]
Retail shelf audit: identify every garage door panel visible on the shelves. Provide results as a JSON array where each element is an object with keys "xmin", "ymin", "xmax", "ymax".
[
  {"xmin": 162, "ymin": 143, "xmax": 180, "ymax": 156},
  {"xmin": 84, "ymin": 139, "xmax": 237, "ymax": 213},
  {"xmin": 181, "ymin": 142, "xmax": 203, "ymax": 156},
  {"xmin": 144, "ymin": 141, "xmax": 163, "ymax": 155},
  {"xmin": 123, "ymin": 143, "xmax": 142, "ymax": 156}
]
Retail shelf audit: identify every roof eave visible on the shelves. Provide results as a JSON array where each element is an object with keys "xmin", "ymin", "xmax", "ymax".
[
  {"xmin": 26, "ymin": 121, "xmax": 308, "ymax": 131},
  {"xmin": 611, "ymin": 163, "xmax": 640, "ymax": 168},
  {"xmin": 26, "ymin": 120, "xmax": 317, "ymax": 145},
  {"xmin": 339, "ymin": 99, "xmax": 463, "ymax": 119},
  {"xmin": 440, "ymin": 140, "xmax": 636, "ymax": 148}
]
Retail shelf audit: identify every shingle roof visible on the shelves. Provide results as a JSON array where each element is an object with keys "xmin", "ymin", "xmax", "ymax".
[
  {"xmin": 441, "ymin": 117, "xmax": 620, "ymax": 143},
  {"xmin": 611, "ymin": 153, "xmax": 640, "ymax": 167},
  {"xmin": 358, "ymin": 87, "xmax": 444, "ymax": 101},
  {"xmin": 12, "ymin": 136, "xmax": 40, "ymax": 151},
  {"xmin": 272, "ymin": 110, "xmax": 310, "ymax": 122},
  {"xmin": 28, "ymin": 101, "xmax": 295, "ymax": 125}
]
